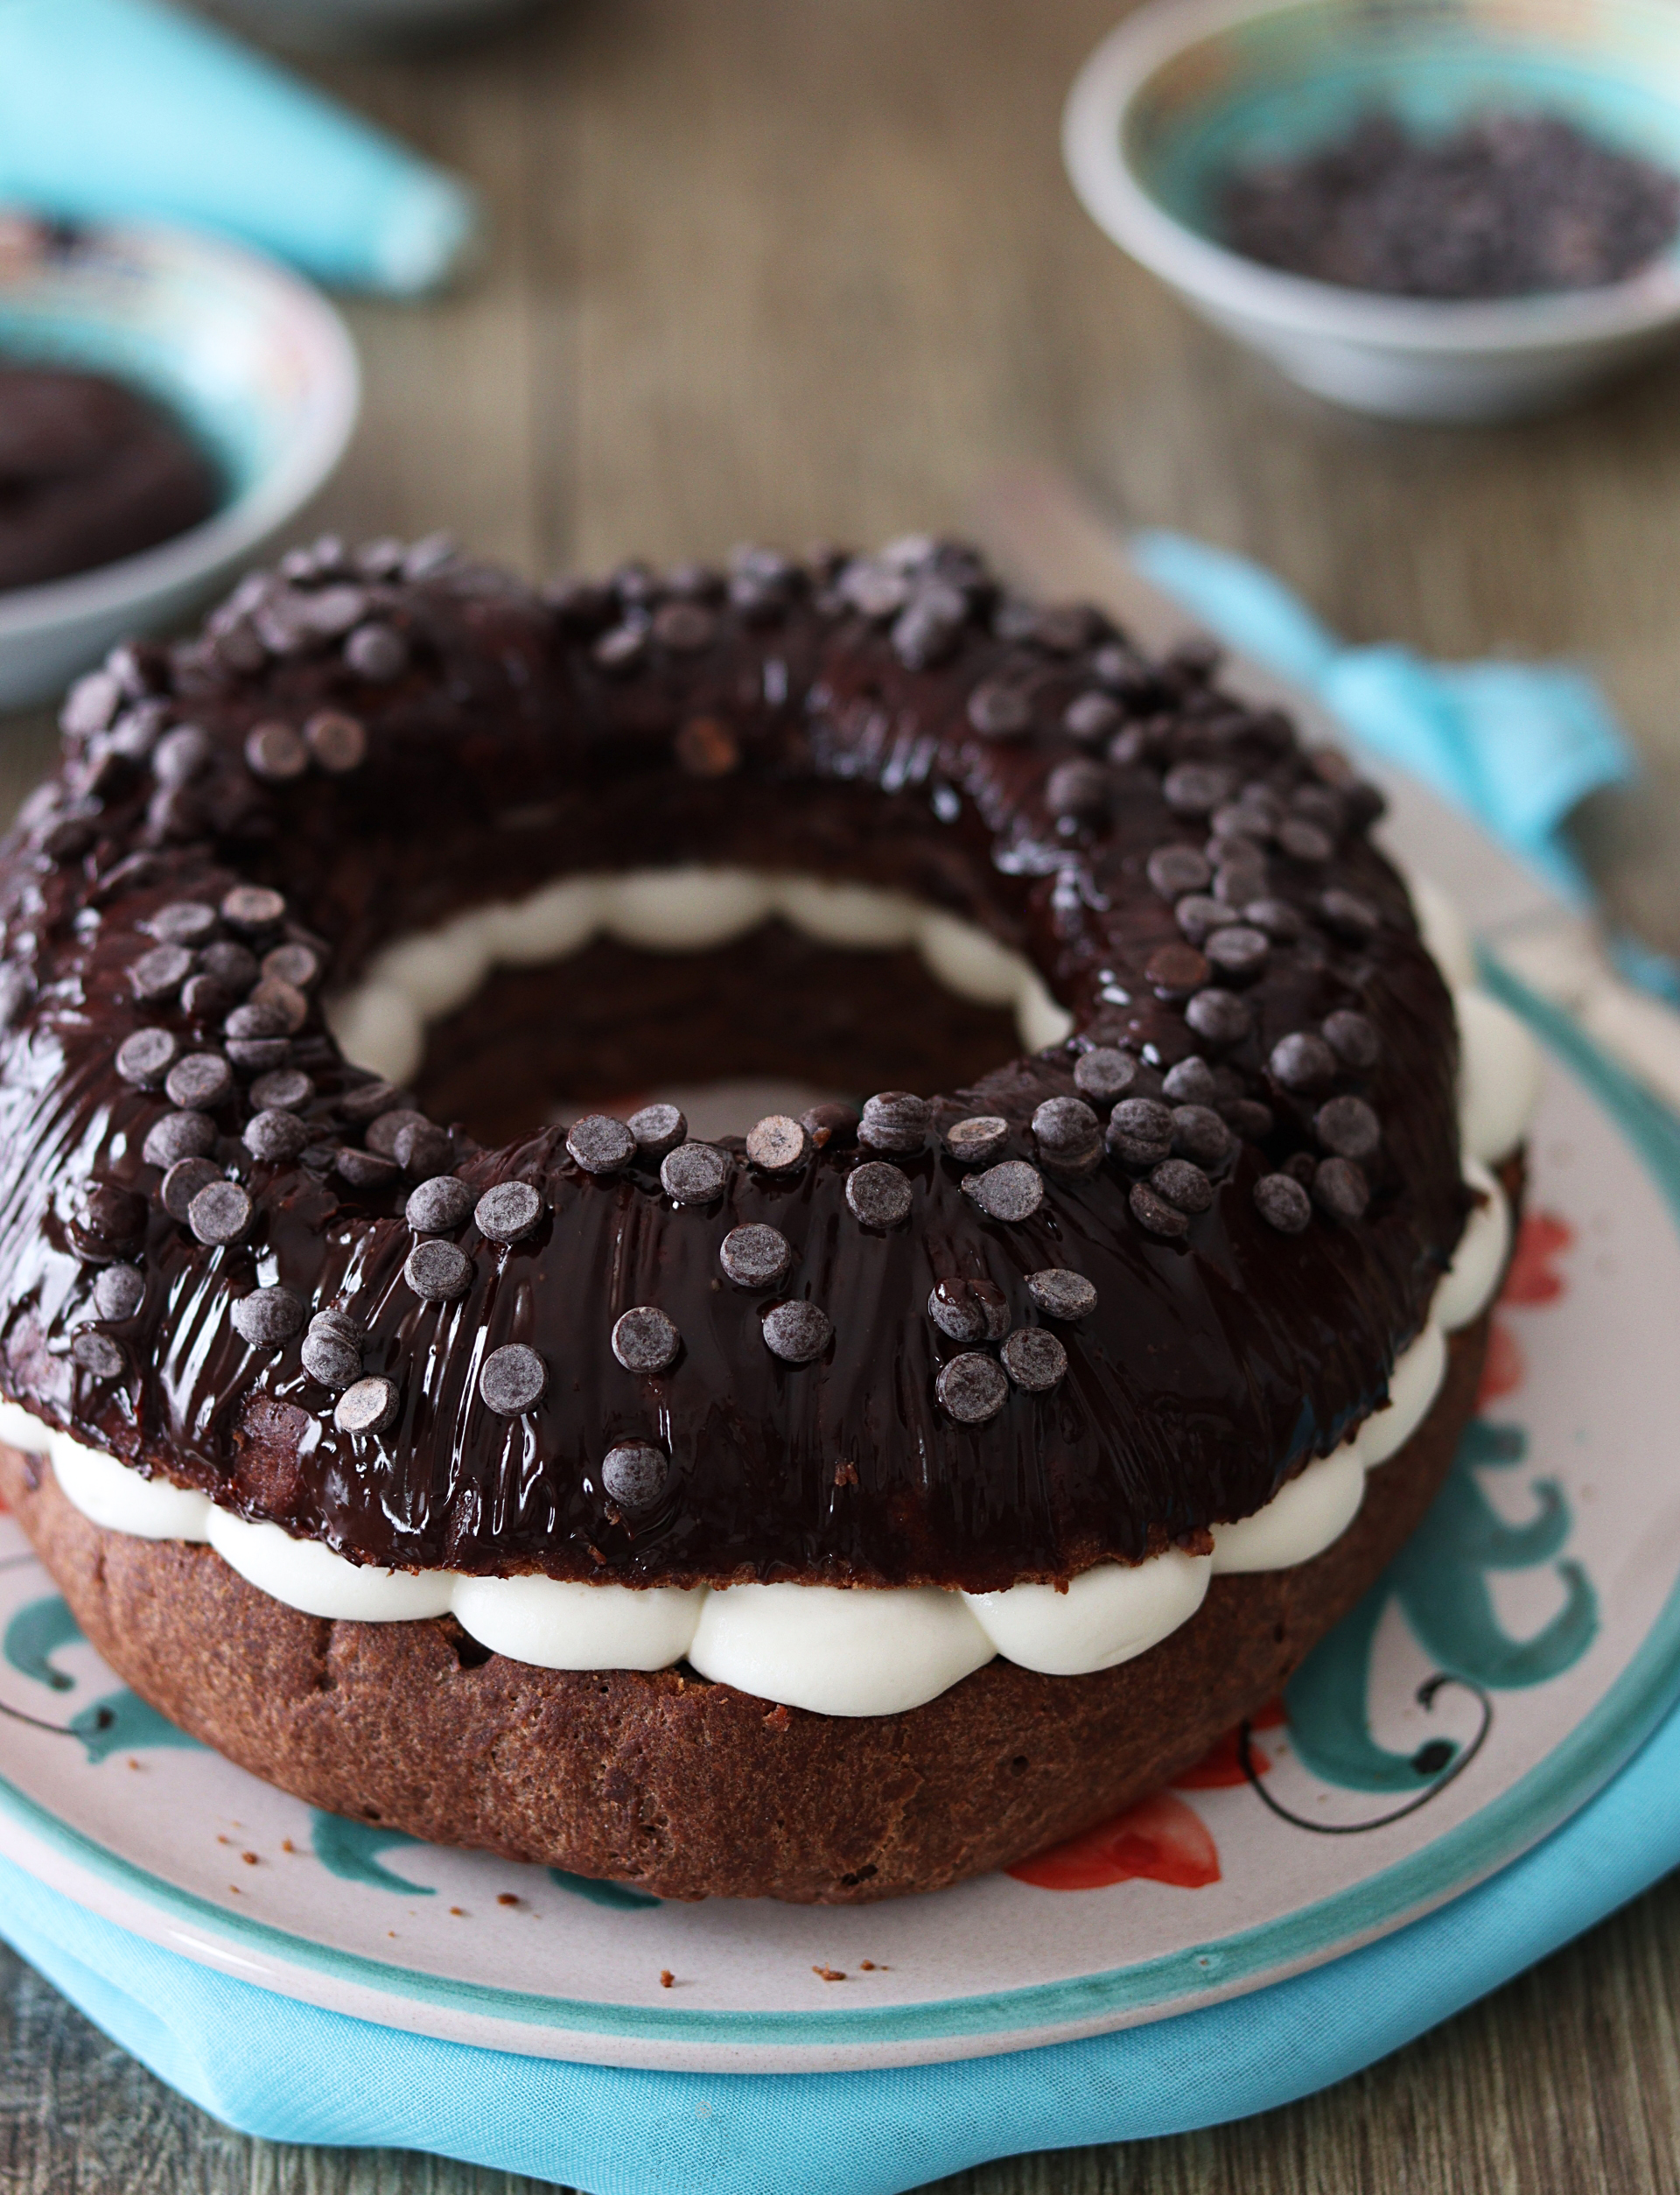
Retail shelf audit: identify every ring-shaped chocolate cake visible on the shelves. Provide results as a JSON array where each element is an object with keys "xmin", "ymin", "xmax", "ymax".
[{"xmin": 0, "ymin": 533, "xmax": 1538, "ymax": 1900}]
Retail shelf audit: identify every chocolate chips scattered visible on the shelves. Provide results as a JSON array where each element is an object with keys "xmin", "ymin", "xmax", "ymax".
[
  {"xmin": 220, "ymin": 886, "xmax": 286, "ymax": 933},
  {"xmin": 232, "ymin": 1285, "xmax": 304, "ymax": 1347},
  {"xmin": 250, "ymin": 1067, "xmax": 313, "ymax": 1112},
  {"xmin": 845, "ymin": 1161, "xmax": 913, "ymax": 1229},
  {"xmin": 762, "ymin": 1299, "xmax": 832, "ymax": 1364},
  {"xmin": 1026, "ymin": 1268, "xmax": 1097, "ymax": 1321},
  {"xmin": 1270, "ymin": 1032, "xmax": 1337, "ymax": 1091},
  {"xmin": 628, "ymin": 1103, "xmax": 686, "ymax": 1157},
  {"xmin": 936, "ymin": 1351, "xmax": 1008, "ymax": 1424},
  {"xmin": 480, "ymin": 1343, "xmax": 547, "ymax": 1414},
  {"xmin": 1130, "ymin": 1181, "xmax": 1189, "ymax": 1238},
  {"xmin": 345, "ymin": 622, "xmax": 407, "ymax": 682},
  {"xmin": 1170, "ymin": 1105, "xmax": 1233, "ymax": 1168},
  {"xmin": 301, "ymin": 1324, "xmax": 361, "ymax": 1388},
  {"xmin": 187, "ymin": 1179, "xmax": 253, "ymax": 1246},
  {"xmin": 474, "ymin": 1180, "xmax": 544, "ymax": 1245},
  {"xmin": 71, "ymin": 1330, "xmax": 125, "ymax": 1380},
  {"xmin": 944, "ymin": 1115, "xmax": 1009, "ymax": 1166},
  {"xmin": 336, "ymin": 1147, "xmax": 398, "ymax": 1189},
  {"xmin": 1001, "ymin": 1327, "xmax": 1067, "ymax": 1392},
  {"xmin": 1147, "ymin": 845, "xmax": 1212, "ymax": 899},
  {"xmin": 164, "ymin": 1053, "xmax": 232, "ymax": 1111},
  {"xmin": 858, "ymin": 1090, "xmax": 928, "ymax": 1154},
  {"xmin": 1032, "ymin": 1095, "xmax": 1103, "ymax": 1174},
  {"xmin": 612, "ymin": 1306, "xmax": 681, "ymax": 1373},
  {"xmin": 1322, "ymin": 1008, "xmax": 1379, "ymax": 1068},
  {"xmin": 144, "ymin": 901, "xmax": 218, "ymax": 946},
  {"xmin": 1185, "ymin": 988, "xmax": 1252, "ymax": 1047},
  {"xmin": 161, "ymin": 1156, "xmax": 220, "ymax": 1220},
  {"xmin": 244, "ymin": 721, "xmax": 308, "ymax": 783},
  {"xmin": 1073, "ymin": 1048, "xmax": 1137, "ymax": 1107},
  {"xmin": 720, "ymin": 1224, "xmax": 794, "ymax": 1289},
  {"xmin": 1150, "ymin": 1157, "xmax": 1214, "ymax": 1214},
  {"xmin": 566, "ymin": 1114, "xmax": 635, "ymax": 1175},
  {"xmin": 1145, "ymin": 942, "xmax": 1210, "ymax": 999},
  {"xmin": 1106, "ymin": 1098, "xmax": 1173, "ymax": 1168},
  {"xmin": 802, "ymin": 1101, "xmax": 858, "ymax": 1152},
  {"xmin": 407, "ymin": 1175, "xmax": 472, "ymax": 1233},
  {"xmin": 1319, "ymin": 888, "xmax": 1378, "ymax": 942},
  {"xmin": 661, "ymin": 1141, "xmax": 728, "ymax": 1204},
  {"xmin": 130, "ymin": 943, "xmax": 193, "ymax": 1002},
  {"xmin": 746, "ymin": 1114, "xmax": 811, "ymax": 1172},
  {"xmin": 336, "ymin": 1376, "xmax": 400, "ymax": 1435},
  {"xmin": 143, "ymin": 1110, "xmax": 217, "ymax": 1168},
  {"xmin": 602, "ymin": 1441, "xmax": 668, "ymax": 1511},
  {"xmin": 962, "ymin": 1160, "xmax": 1044, "ymax": 1224},
  {"xmin": 1315, "ymin": 1095, "xmax": 1381, "ymax": 1161},
  {"xmin": 1254, "ymin": 1172, "xmax": 1312, "ymax": 1234},
  {"xmin": 69, "ymin": 1181, "xmax": 146, "ymax": 1259},
  {"xmin": 116, "ymin": 1027, "xmax": 178, "ymax": 1089},
  {"xmin": 304, "ymin": 711, "xmax": 368, "ymax": 774},
  {"xmin": 1313, "ymin": 1155, "xmax": 1371, "ymax": 1220},
  {"xmin": 93, "ymin": 1263, "xmax": 145, "ymax": 1322},
  {"xmin": 242, "ymin": 1108, "xmax": 310, "ymax": 1165},
  {"xmin": 928, "ymin": 1276, "xmax": 1011, "ymax": 1343},
  {"xmin": 404, "ymin": 1238, "xmax": 473, "ymax": 1301},
  {"xmin": 1204, "ymin": 924, "xmax": 1270, "ymax": 979}
]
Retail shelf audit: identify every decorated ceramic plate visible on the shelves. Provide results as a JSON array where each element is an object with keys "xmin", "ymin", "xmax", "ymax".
[{"xmin": 1, "ymin": 784, "xmax": 1678, "ymax": 2074}]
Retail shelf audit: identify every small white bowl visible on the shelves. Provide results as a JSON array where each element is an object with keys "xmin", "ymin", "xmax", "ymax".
[
  {"xmin": 0, "ymin": 217, "xmax": 360, "ymax": 709},
  {"xmin": 1063, "ymin": 0, "xmax": 1680, "ymax": 423}
]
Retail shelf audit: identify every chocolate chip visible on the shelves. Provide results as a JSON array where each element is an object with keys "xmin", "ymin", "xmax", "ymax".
[
  {"xmin": 130, "ymin": 943, "xmax": 193, "ymax": 1003},
  {"xmin": 1173, "ymin": 894, "xmax": 1227, "ymax": 944},
  {"xmin": 220, "ymin": 886, "xmax": 287, "ymax": 934},
  {"xmin": 858, "ymin": 1090, "xmax": 928, "ymax": 1154},
  {"xmin": 1162, "ymin": 762, "xmax": 1235, "ymax": 817},
  {"xmin": 480, "ymin": 1343, "xmax": 547, "ymax": 1414},
  {"xmin": 61, "ymin": 670, "xmax": 122, "ymax": 739},
  {"xmin": 180, "ymin": 975, "xmax": 234, "ymax": 1023},
  {"xmin": 673, "ymin": 716, "xmax": 741, "ymax": 776},
  {"xmin": 720, "ymin": 1224, "xmax": 794, "ymax": 1288},
  {"xmin": 227, "ymin": 1037, "xmax": 290, "ymax": 1076},
  {"xmin": 936, "ymin": 1351, "xmax": 1008, "ymax": 1424},
  {"xmin": 628, "ymin": 1103, "xmax": 687, "ymax": 1157},
  {"xmin": 1152, "ymin": 1157, "xmax": 1214, "ymax": 1214},
  {"xmin": 928, "ymin": 1276, "xmax": 1011, "ymax": 1342},
  {"xmin": 335, "ymin": 1147, "xmax": 399, "ymax": 1189},
  {"xmin": 1147, "ymin": 845, "xmax": 1211, "ymax": 899},
  {"xmin": 1270, "ymin": 1032, "xmax": 1337, "ymax": 1090},
  {"xmin": 652, "ymin": 600, "xmax": 717, "ymax": 653},
  {"xmin": 93, "ymin": 1263, "xmax": 145, "ymax": 1321},
  {"xmin": 1322, "ymin": 1009, "xmax": 1379, "ymax": 1068},
  {"xmin": 304, "ymin": 584, "xmax": 368, "ymax": 637},
  {"xmin": 404, "ymin": 1238, "xmax": 473, "ymax": 1301},
  {"xmin": 470, "ymin": 1179, "xmax": 543, "ymax": 1247},
  {"xmin": 345, "ymin": 622, "xmax": 408, "ymax": 682},
  {"xmin": 1204, "ymin": 925, "xmax": 1270, "ymax": 978},
  {"xmin": 661, "ymin": 1142, "xmax": 728, "ymax": 1204},
  {"xmin": 1046, "ymin": 760, "xmax": 1111, "ymax": 822},
  {"xmin": 389, "ymin": 1120, "xmax": 447, "ymax": 1177},
  {"xmin": 1277, "ymin": 817, "xmax": 1333, "ymax": 864},
  {"xmin": 249, "ymin": 977, "xmax": 308, "ymax": 1034},
  {"xmin": 301, "ymin": 1328, "xmax": 362, "ymax": 1387},
  {"xmin": 1106, "ymin": 1098, "xmax": 1173, "ymax": 1168},
  {"xmin": 72, "ymin": 1331, "xmax": 125, "ymax": 1379},
  {"xmin": 144, "ymin": 901, "xmax": 218, "ymax": 946},
  {"xmin": 567, "ymin": 1114, "xmax": 635, "ymax": 1175},
  {"xmin": 144, "ymin": 1110, "xmax": 217, "ymax": 1168},
  {"xmin": 1244, "ymin": 897, "xmax": 1304, "ymax": 942},
  {"xmin": 593, "ymin": 621, "xmax": 648, "ymax": 673},
  {"xmin": 1144, "ymin": 942, "xmax": 1210, "ymax": 998},
  {"xmin": 406, "ymin": 1176, "xmax": 472, "ymax": 1233},
  {"xmin": 1170, "ymin": 1105, "xmax": 1234, "ymax": 1168},
  {"xmin": 164, "ymin": 1053, "xmax": 232, "ymax": 1111},
  {"xmin": 1254, "ymin": 1172, "xmax": 1312, "ymax": 1233},
  {"xmin": 612, "ymin": 1306, "xmax": 681, "ymax": 1373},
  {"xmin": 310, "ymin": 1308, "xmax": 363, "ymax": 1346},
  {"xmin": 1162, "ymin": 1055, "xmax": 1216, "ymax": 1105},
  {"xmin": 966, "ymin": 681, "xmax": 1032, "ymax": 739},
  {"xmin": 1065, "ymin": 691, "xmax": 1120, "ymax": 744},
  {"xmin": 150, "ymin": 726, "xmax": 212, "ymax": 787},
  {"xmin": 1214, "ymin": 856, "xmax": 1267, "ymax": 908},
  {"xmin": 116, "ymin": 1027, "xmax": 178, "ymax": 1089},
  {"xmin": 1130, "ymin": 1180, "xmax": 1189, "ymax": 1238},
  {"xmin": 188, "ymin": 1180, "xmax": 253, "ymax": 1246},
  {"xmin": 1316, "ymin": 1095, "xmax": 1381, "ymax": 1161},
  {"xmin": 963, "ymin": 1160, "xmax": 1044, "ymax": 1223},
  {"xmin": 261, "ymin": 943, "xmax": 320, "ymax": 991},
  {"xmin": 1222, "ymin": 1098, "xmax": 1276, "ymax": 1141},
  {"xmin": 304, "ymin": 711, "xmax": 368, "ymax": 774},
  {"xmin": 845, "ymin": 1161, "xmax": 912, "ymax": 1228},
  {"xmin": 335, "ymin": 1376, "xmax": 399, "ymax": 1435},
  {"xmin": 802, "ymin": 1100, "xmax": 858, "ymax": 1152},
  {"xmin": 602, "ymin": 1441, "xmax": 669, "ymax": 1511},
  {"xmin": 944, "ymin": 1115, "xmax": 1008, "ymax": 1165},
  {"xmin": 1319, "ymin": 888, "xmax": 1379, "ymax": 941},
  {"xmin": 1032, "ymin": 1095, "xmax": 1102, "ymax": 1169},
  {"xmin": 1185, "ymin": 989, "xmax": 1252, "ymax": 1047},
  {"xmin": 1313, "ymin": 1156, "xmax": 1371, "ymax": 1219},
  {"xmin": 250, "ymin": 1068, "xmax": 313, "ymax": 1112},
  {"xmin": 160, "ymin": 1156, "xmax": 220, "ymax": 1219},
  {"xmin": 225, "ymin": 1000, "xmax": 290, "ymax": 1042},
  {"xmin": 746, "ymin": 1114, "xmax": 811, "ymax": 1172},
  {"xmin": 243, "ymin": 1109, "xmax": 310, "ymax": 1164},
  {"xmin": 244, "ymin": 721, "xmax": 308, "ymax": 783},
  {"xmin": 339, "ymin": 1079, "xmax": 402, "ymax": 1124},
  {"xmin": 1026, "ymin": 1269, "xmax": 1097, "ymax": 1321},
  {"xmin": 232, "ymin": 1285, "xmax": 304, "ymax": 1347},
  {"xmin": 1001, "ymin": 1327, "xmax": 1067, "ymax": 1392},
  {"xmin": 758, "ymin": 1299, "xmax": 830, "ymax": 1364},
  {"xmin": 1069, "ymin": 1049, "xmax": 1132, "ymax": 1108}
]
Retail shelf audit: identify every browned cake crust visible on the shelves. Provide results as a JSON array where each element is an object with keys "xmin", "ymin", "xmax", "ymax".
[{"xmin": 0, "ymin": 1309, "xmax": 1488, "ymax": 1904}]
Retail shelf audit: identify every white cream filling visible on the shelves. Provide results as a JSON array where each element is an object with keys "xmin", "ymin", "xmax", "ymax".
[{"xmin": 4, "ymin": 873, "xmax": 1537, "ymax": 1715}]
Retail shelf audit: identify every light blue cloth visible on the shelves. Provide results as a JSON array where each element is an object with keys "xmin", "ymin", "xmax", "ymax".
[
  {"xmin": 0, "ymin": 0, "xmax": 477, "ymax": 293},
  {"xmin": 4, "ymin": 541, "xmax": 1678, "ymax": 2188}
]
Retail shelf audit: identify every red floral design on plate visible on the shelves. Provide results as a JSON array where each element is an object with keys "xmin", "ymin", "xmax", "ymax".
[
  {"xmin": 1008, "ymin": 1790, "xmax": 1221, "ymax": 1892},
  {"xmin": 1173, "ymin": 1698, "xmax": 1286, "ymax": 1789},
  {"xmin": 1501, "ymin": 1211, "xmax": 1574, "ymax": 1307}
]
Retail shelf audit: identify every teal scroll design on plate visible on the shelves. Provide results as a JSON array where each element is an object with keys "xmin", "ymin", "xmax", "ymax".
[
  {"xmin": 2, "ymin": 1592, "xmax": 201, "ymax": 1760},
  {"xmin": 1277, "ymin": 1416, "xmax": 1600, "ymax": 1811},
  {"xmin": 310, "ymin": 1811, "xmax": 435, "ymax": 1895},
  {"xmin": 548, "ymin": 1868, "xmax": 661, "ymax": 1910}
]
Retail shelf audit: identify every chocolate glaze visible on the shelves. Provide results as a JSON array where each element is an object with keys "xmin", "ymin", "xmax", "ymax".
[{"xmin": 0, "ymin": 538, "xmax": 1465, "ymax": 1592}]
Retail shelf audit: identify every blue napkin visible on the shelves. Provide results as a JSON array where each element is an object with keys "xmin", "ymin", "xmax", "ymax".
[{"xmin": 0, "ymin": 0, "xmax": 477, "ymax": 293}]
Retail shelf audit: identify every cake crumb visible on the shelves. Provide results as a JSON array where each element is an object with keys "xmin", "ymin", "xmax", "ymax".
[
  {"xmin": 241, "ymin": 1851, "xmax": 258, "ymax": 1866},
  {"xmin": 833, "ymin": 1461, "xmax": 858, "ymax": 1489},
  {"xmin": 497, "ymin": 1892, "xmax": 520, "ymax": 1907},
  {"xmin": 813, "ymin": 1966, "xmax": 846, "ymax": 1983},
  {"xmin": 216, "ymin": 1834, "xmax": 229, "ymax": 1845},
  {"xmin": 450, "ymin": 1906, "xmax": 466, "ymax": 1918},
  {"xmin": 860, "ymin": 1960, "xmax": 886, "ymax": 1971},
  {"xmin": 660, "ymin": 1969, "xmax": 675, "ymax": 1989},
  {"xmin": 281, "ymin": 1839, "xmax": 295, "ymax": 1854},
  {"xmin": 127, "ymin": 1758, "xmax": 143, "ymax": 1771},
  {"xmin": 764, "ymin": 1703, "xmax": 791, "ymax": 1733}
]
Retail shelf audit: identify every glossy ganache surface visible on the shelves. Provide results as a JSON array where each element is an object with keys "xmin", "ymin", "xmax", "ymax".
[{"xmin": 0, "ymin": 537, "xmax": 1463, "ymax": 1591}]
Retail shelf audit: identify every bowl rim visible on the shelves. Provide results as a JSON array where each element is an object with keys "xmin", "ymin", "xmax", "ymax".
[
  {"xmin": 0, "ymin": 220, "xmax": 360, "ymax": 647},
  {"xmin": 1062, "ymin": 0, "xmax": 1680, "ymax": 354}
]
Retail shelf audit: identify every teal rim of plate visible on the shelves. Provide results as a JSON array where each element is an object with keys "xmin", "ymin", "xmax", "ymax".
[{"xmin": 1, "ymin": 953, "xmax": 1678, "ymax": 2054}]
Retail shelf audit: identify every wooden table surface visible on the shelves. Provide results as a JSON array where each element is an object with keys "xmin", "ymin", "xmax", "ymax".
[{"xmin": 6, "ymin": 3, "xmax": 1680, "ymax": 2187}]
